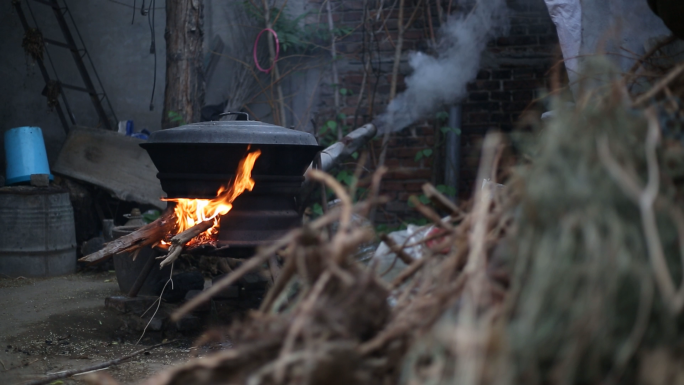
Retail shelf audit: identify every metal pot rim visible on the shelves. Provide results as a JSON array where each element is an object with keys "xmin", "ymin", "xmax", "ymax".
[{"xmin": 144, "ymin": 121, "xmax": 319, "ymax": 146}]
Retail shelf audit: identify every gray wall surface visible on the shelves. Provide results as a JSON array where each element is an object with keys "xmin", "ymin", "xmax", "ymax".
[
  {"xmin": 0, "ymin": 0, "xmax": 167, "ymax": 169},
  {"xmin": 0, "ymin": 0, "xmax": 319, "ymax": 176}
]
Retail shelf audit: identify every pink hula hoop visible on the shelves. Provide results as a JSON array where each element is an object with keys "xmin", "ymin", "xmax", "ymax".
[{"xmin": 254, "ymin": 28, "xmax": 280, "ymax": 73}]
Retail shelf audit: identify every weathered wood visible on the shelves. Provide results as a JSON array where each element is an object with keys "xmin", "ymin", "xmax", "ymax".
[
  {"xmin": 159, "ymin": 220, "xmax": 213, "ymax": 268},
  {"xmin": 52, "ymin": 126, "xmax": 166, "ymax": 209},
  {"xmin": 79, "ymin": 210, "xmax": 175, "ymax": 264},
  {"xmin": 162, "ymin": 0, "xmax": 205, "ymax": 129}
]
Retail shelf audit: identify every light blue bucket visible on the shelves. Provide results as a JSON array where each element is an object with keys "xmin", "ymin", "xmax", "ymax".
[{"xmin": 4, "ymin": 126, "xmax": 53, "ymax": 185}]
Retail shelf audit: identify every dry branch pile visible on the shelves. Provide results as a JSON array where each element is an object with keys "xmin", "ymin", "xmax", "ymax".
[{"xmin": 86, "ymin": 60, "xmax": 684, "ymax": 385}]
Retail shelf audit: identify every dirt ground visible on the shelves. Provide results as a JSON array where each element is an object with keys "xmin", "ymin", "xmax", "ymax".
[{"xmin": 0, "ymin": 272, "xmax": 193, "ymax": 385}]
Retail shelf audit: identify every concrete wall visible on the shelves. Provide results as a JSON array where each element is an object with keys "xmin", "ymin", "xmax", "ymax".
[
  {"xmin": 0, "ymin": 0, "xmax": 319, "ymax": 175},
  {"xmin": 202, "ymin": 0, "xmax": 320, "ymax": 131},
  {"xmin": 0, "ymin": 0, "xmax": 167, "ymax": 169}
]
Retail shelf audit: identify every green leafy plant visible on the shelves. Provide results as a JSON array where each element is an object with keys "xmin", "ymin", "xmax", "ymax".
[
  {"xmin": 142, "ymin": 210, "xmax": 161, "ymax": 224},
  {"xmin": 414, "ymin": 148, "xmax": 433, "ymax": 162},
  {"xmin": 167, "ymin": 111, "xmax": 186, "ymax": 126},
  {"xmin": 440, "ymin": 126, "xmax": 461, "ymax": 135},
  {"xmin": 407, "ymin": 193, "xmax": 431, "ymax": 208},
  {"xmin": 243, "ymin": 2, "xmax": 352, "ymax": 54},
  {"xmin": 407, "ymin": 184, "xmax": 457, "ymax": 210},
  {"xmin": 312, "ymin": 203, "xmax": 324, "ymax": 216},
  {"xmin": 335, "ymin": 170, "xmax": 355, "ymax": 187},
  {"xmin": 435, "ymin": 111, "xmax": 449, "ymax": 121},
  {"xmin": 435, "ymin": 184, "xmax": 457, "ymax": 197}
]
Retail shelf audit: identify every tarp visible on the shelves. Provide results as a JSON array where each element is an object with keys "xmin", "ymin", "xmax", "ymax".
[
  {"xmin": 543, "ymin": 0, "xmax": 582, "ymax": 84},
  {"xmin": 544, "ymin": 0, "xmax": 671, "ymax": 96}
]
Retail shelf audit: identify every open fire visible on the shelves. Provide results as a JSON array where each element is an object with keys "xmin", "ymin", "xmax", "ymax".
[{"xmin": 162, "ymin": 149, "xmax": 261, "ymax": 246}]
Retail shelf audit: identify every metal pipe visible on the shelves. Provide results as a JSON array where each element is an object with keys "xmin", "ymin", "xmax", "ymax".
[
  {"xmin": 444, "ymin": 104, "xmax": 461, "ymax": 202},
  {"xmin": 312, "ymin": 123, "xmax": 377, "ymax": 175},
  {"xmin": 298, "ymin": 123, "xmax": 377, "ymax": 211}
]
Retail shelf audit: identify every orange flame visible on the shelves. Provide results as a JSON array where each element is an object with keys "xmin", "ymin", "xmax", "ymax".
[{"xmin": 162, "ymin": 149, "xmax": 261, "ymax": 245}]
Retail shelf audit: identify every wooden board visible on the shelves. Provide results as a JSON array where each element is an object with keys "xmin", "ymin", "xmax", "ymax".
[{"xmin": 53, "ymin": 127, "xmax": 166, "ymax": 209}]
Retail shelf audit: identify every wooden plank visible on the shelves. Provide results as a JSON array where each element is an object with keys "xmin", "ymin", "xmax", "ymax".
[{"xmin": 53, "ymin": 126, "xmax": 166, "ymax": 209}]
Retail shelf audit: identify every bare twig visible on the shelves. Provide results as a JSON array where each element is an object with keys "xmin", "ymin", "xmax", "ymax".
[
  {"xmin": 380, "ymin": 233, "xmax": 415, "ymax": 265},
  {"xmin": 274, "ymin": 271, "xmax": 332, "ymax": 382},
  {"xmin": 326, "ymin": 0, "xmax": 342, "ymax": 139},
  {"xmin": 627, "ymin": 35, "xmax": 677, "ymax": 76},
  {"xmin": 390, "ymin": 256, "xmax": 428, "ymax": 289},
  {"xmin": 159, "ymin": 220, "xmax": 213, "ymax": 268},
  {"xmin": 598, "ymin": 109, "xmax": 684, "ymax": 313},
  {"xmin": 22, "ymin": 341, "xmax": 175, "ymax": 385},
  {"xmin": 633, "ymin": 63, "xmax": 684, "ymax": 107},
  {"xmin": 173, "ymin": 196, "xmax": 388, "ymax": 321},
  {"xmin": 308, "ymin": 169, "xmax": 352, "ymax": 235},
  {"xmin": 261, "ymin": 0, "xmax": 287, "ymax": 126},
  {"xmin": 259, "ymin": 252, "xmax": 297, "ymax": 313},
  {"xmin": 409, "ymin": 196, "xmax": 455, "ymax": 232},
  {"xmin": 422, "ymin": 183, "xmax": 463, "ymax": 216}
]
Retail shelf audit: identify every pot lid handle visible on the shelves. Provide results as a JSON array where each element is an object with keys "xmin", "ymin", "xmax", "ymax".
[{"xmin": 219, "ymin": 111, "xmax": 251, "ymax": 121}]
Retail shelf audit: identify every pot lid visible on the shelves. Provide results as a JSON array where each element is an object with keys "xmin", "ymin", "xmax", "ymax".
[{"xmin": 146, "ymin": 115, "xmax": 318, "ymax": 146}]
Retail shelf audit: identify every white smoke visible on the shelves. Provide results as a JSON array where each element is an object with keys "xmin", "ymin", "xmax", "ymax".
[{"xmin": 375, "ymin": 0, "xmax": 509, "ymax": 133}]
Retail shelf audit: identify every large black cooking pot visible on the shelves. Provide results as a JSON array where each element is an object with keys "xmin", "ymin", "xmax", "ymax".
[
  {"xmin": 140, "ymin": 116, "xmax": 323, "ymax": 249},
  {"xmin": 140, "ymin": 116, "xmax": 323, "ymax": 199}
]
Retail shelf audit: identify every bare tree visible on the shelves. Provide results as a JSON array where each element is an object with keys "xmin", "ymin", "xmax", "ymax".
[{"xmin": 162, "ymin": 0, "xmax": 205, "ymax": 129}]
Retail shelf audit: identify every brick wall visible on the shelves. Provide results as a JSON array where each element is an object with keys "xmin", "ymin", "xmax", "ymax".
[
  {"xmin": 460, "ymin": 0, "xmax": 559, "ymax": 197},
  {"xmin": 306, "ymin": 0, "xmax": 559, "ymax": 224}
]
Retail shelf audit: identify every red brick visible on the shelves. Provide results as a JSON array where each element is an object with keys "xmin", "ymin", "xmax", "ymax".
[
  {"xmin": 387, "ymin": 168, "xmax": 432, "ymax": 180},
  {"xmin": 491, "ymin": 113, "xmax": 511, "ymax": 123},
  {"xmin": 476, "ymin": 70, "xmax": 491, "ymax": 80},
  {"xmin": 468, "ymin": 112, "xmax": 489, "ymax": 124},
  {"xmin": 539, "ymin": 35, "xmax": 559, "ymax": 45},
  {"xmin": 509, "ymin": 26, "xmax": 527, "ymax": 36},
  {"xmin": 420, "ymin": 127, "xmax": 435, "ymax": 136},
  {"xmin": 502, "ymin": 101, "xmax": 529, "ymax": 112},
  {"xmin": 342, "ymin": 1, "xmax": 365, "ymax": 10},
  {"xmin": 496, "ymin": 36, "xmax": 538, "ymax": 46},
  {"xmin": 469, "ymin": 92, "xmax": 489, "ymax": 102},
  {"xmin": 345, "ymin": 74, "xmax": 364, "ymax": 85},
  {"xmin": 343, "ymin": 11, "xmax": 364, "ymax": 21},
  {"xmin": 383, "ymin": 181, "xmax": 404, "ymax": 190},
  {"xmin": 467, "ymin": 80, "xmax": 501, "ymax": 92},
  {"xmin": 464, "ymin": 102, "xmax": 500, "ymax": 112},
  {"xmin": 387, "ymin": 148, "xmax": 418, "ymax": 159},
  {"xmin": 503, "ymin": 80, "xmax": 539, "ymax": 90},
  {"xmin": 512, "ymin": 90, "xmax": 534, "ymax": 101},
  {"xmin": 405, "ymin": 183, "xmax": 424, "ymax": 192},
  {"xmin": 403, "ymin": 30, "xmax": 425, "ymax": 40},
  {"xmin": 491, "ymin": 91, "xmax": 511, "ymax": 101},
  {"xmin": 512, "ymin": 68, "xmax": 535, "ymax": 79},
  {"xmin": 397, "ymin": 192, "xmax": 411, "ymax": 201},
  {"xmin": 492, "ymin": 69, "xmax": 512, "ymax": 79}
]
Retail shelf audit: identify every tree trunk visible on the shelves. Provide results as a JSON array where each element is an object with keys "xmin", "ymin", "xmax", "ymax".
[{"xmin": 162, "ymin": 0, "xmax": 205, "ymax": 129}]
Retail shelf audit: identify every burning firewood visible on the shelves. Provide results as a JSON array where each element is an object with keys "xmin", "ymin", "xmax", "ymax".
[
  {"xmin": 80, "ymin": 150, "xmax": 262, "ymax": 266},
  {"xmin": 78, "ymin": 210, "xmax": 175, "ymax": 264},
  {"xmin": 158, "ymin": 219, "xmax": 214, "ymax": 268}
]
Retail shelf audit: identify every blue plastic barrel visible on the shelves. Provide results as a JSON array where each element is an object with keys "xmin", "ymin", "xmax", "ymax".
[{"xmin": 4, "ymin": 126, "xmax": 53, "ymax": 185}]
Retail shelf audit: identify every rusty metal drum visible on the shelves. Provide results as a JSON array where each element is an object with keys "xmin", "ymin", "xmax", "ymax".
[{"xmin": 0, "ymin": 187, "xmax": 76, "ymax": 276}]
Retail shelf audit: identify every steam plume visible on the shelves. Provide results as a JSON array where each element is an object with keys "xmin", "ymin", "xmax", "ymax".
[{"xmin": 375, "ymin": 0, "xmax": 509, "ymax": 133}]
